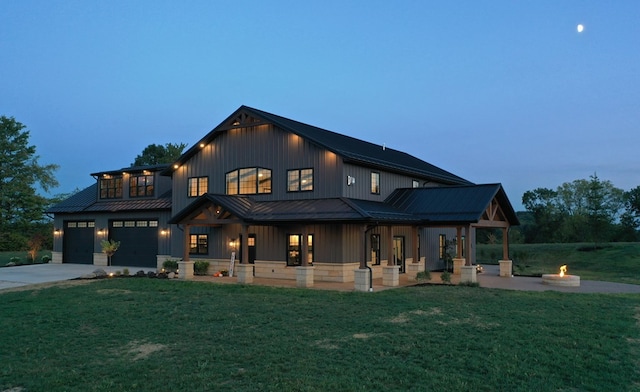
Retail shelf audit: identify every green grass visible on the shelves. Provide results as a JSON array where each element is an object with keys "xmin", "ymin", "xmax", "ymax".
[
  {"xmin": 1, "ymin": 279, "xmax": 639, "ymax": 391},
  {"xmin": 478, "ymin": 242, "xmax": 640, "ymax": 285}
]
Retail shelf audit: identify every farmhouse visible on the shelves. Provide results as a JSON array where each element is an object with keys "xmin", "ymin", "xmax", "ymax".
[{"xmin": 48, "ymin": 106, "xmax": 519, "ymax": 290}]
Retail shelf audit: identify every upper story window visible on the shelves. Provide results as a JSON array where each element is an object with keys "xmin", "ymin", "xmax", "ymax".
[
  {"xmin": 412, "ymin": 180, "xmax": 420, "ymax": 188},
  {"xmin": 287, "ymin": 168, "xmax": 313, "ymax": 192},
  {"xmin": 226, "ymin": 168, "xmax": 271, "ymax": 195},
  {"xmin": 100, "ymin": 176, "xmax": 122, "ymax": 199},
  {"xmin": 129, "ymin": 174, "xmax": 154, "ymax": 197},
  {"xmin": 371, "ymin": 172, "xmax": 380, "ymax": 194},
  {"xmin": 188, "ymin": 176, "xmax": 208, "ymax": 197}
]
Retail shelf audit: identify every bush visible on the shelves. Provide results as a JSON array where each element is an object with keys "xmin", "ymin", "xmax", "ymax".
[
  {"xmin": 194, "ymin": 261, "xmax": 210, "ymax": 276},
  {"xmin": 162, "ymin": 259, "xmax": 179, "ymax": 273},
  {"xmin": 440, "ymin": 270, "xmax": 452, "ymax": 284},
  {"xmin": 122, "ymin": 268, "xmax": 130, "ymax": 276},
  {"xmin": 416, "ymin": 270, "xmax": 431, "ymax": 282},
  {"xmin": 10, "ymin": 256, "xmax": 21, "ymax": 266},
  {"xmin": 41, "ymin": 255, "xmax": 51, "ymax": 263}
]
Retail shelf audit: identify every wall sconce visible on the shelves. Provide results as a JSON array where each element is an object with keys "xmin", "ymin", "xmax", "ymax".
[
  {"xmin": 347, "ymin": 175, "xmax": 356, "ymax": 186},
  {"xmin": 97, "ymin": 228, "xmax": 106, "ymax": 236},
  {"xmin": 54, "ymin": 228, "xmax": 62, "ymax": 236},
  {"xmin": 160, "ymin": 229, "xmax": 169, "ymax": 236},
  {"xmin": 228, "ymin": 238, "xmax": 237, "ymax": 250}
]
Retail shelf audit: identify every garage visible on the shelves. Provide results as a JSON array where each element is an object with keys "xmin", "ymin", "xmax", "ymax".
[
  {"xmin": 63, "ymin": 221, "xmax": 95, "ymax": 264},
  {"xmin": 108, "ymin": 219, "xmax": 159, "ymax": 268}
]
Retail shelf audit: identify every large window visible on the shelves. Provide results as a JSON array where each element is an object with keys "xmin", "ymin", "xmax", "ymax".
[
  {"xmin": 288, "ymin": 168, "xmax": 313, "ymax": 192},
  {"xmin": 100, "ymin": 176, "xmax": 122, "ymax": 199},
  {"xmin": 130, "ymin": 174, "xmax": 154, "ymax": 197},
  {"xmin": 189, "ymin": 234, "xmax": 208, "ymax": 255},
  {"xmin": 188, "ymin": 176, "xmax": 208, "ymax": 197},
  {"xmin": 439, "ymin": 234, "xmax": 446, "ymax": 259},
  {"xmin": 370, "ymin": 234, "xmax": 380, "ymax": 265},
  {"xmin": 226, "ymin": 168, "xmax": 271, "ymax": 195},
  {"xmin": 371, "ymin": 172, "xmax": 380, "ymax": 194},
  {"xmin": 287, "ymin": 234, "xmax": 314, "ymax": 266}
]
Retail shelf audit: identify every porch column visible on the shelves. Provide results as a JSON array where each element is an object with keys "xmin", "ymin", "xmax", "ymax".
[
  {"xmin": 236, "ymin": 223, "xmax": 254, "ymax": 283},
  {"xmin": 453, "ymin": 226, "xmax": 465, "ymax": 275},
  {"xmin": 178, "ymin": 224, "xmax": 194, "ymax": 280},
  {"xmin": 383, "ymin": 225, "xmax": 399, "ymax": 287},
  {"xmin": 499, "ymin": 227, "xmax": 513, "ymax": 277},
  {"xmin": 460, "ymin": 224, "xmax": 477, "ymax": 283},
  {"xmin": 406, "ymin": 226, "xmax": 422, "ymax": 281},
  {"xmin": 354, "ymin": 224, "xmax": 371, "ymax": 292}
]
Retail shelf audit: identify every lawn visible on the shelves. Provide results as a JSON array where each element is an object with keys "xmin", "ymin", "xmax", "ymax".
[
  {"xmin": 477, "ymin": 242, "xmax": 640, "ymax": 285},
  {"xmin": 1, "ymin": 278, "xmax": 639, "ymax": 391}
]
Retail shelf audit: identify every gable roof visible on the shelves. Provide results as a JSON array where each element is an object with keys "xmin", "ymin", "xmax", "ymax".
[
  {"xmin": 163, "ymin": 106, "xmax": 471, "ymax": 185},
  {"xmin": 385, "ymin": 184, "xmax": 519, "ymax": 226},
  {"xmin": 168, "ymin": 183, "xmax": 519, "ymax": 227}
]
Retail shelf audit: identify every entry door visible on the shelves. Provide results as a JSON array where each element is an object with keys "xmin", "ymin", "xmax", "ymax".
[
  {"xmin": 393, "ymin": 236, "xmax": 405, "ymax": 273},
  {"xmin": 239, "ymin": 234, "xmax": 256, "ymax": 264}
]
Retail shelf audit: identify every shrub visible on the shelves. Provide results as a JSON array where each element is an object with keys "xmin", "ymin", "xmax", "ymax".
[
  {"xmin": 416, "ymin": 270, "xmax": 431, "ymax": 282},
  {"xmin": 162, "ymin": 259, "xmax": 179, "ymax": 273},
  {"xmin": 194, "ymin": 261, "xmax": 210, "ymax": 276},
  {"xmin": 41, "ymin": 255, "xmax": 51, "ymax": 263},
  {"xmin": 122, "ymin": 268, "xmax": 130, "ymax": 276},
  {"xmin": 440, "ymin": 270, "xmax": 451, "ymax": 284},
  {"xmin": 10, "ymin": 256, "xmax": 21, "ymax": 265}
]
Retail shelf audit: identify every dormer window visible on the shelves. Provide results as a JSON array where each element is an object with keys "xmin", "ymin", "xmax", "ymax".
[
  {"xmin": 130, "ymin": 174, "xmax": 154, "ymax": 197},
  {"xmin": 100, "ymin": 175, "xmax": 122, "ymax": 199}
]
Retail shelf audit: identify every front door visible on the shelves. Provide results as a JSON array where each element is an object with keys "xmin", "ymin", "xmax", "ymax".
[
  {"xmin": 239, "ymin": 233, "xmax": 256, "ymax": 264},
  {"xmin": 393, "ymin": 236, "xmax": 405, "ymax": 273}
]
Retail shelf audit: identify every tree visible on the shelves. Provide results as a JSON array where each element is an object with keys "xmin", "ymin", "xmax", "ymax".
[
  {"xmin": 0, "ymin": 116, "xmax": 59, "ymax": 250},
  {"xmin": 131, "ymin": 142, "xmax": 188, "ymax": 166}
]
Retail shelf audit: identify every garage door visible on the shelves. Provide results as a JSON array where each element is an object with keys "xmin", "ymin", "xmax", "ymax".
[
  {"xmin": 63, "ymin": 221, "xmax": 95, "ymax": 264},
  {"xmin": 109, "ymin": 219, "xmax": 158, "ymax": 268}
]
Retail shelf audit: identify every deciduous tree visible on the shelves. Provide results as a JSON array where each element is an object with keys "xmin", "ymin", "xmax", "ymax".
[{"xmin": 131, "ymin": 142, "xmax": 187, "ymax": 166}]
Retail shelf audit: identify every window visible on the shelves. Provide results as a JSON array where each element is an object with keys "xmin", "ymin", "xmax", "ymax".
[
  {"xmin": 371, "ymin": 172, "xmax": 380, "ymax": 194},
  {"xmin": 412, "ymin": 180, "xmax": 420, "ymax": 188},
  {"xmin": 100, "ymin": 176, "xmax": 122, "ymax": 199},
  {"xmin": 188, "ymin": 176, "xmax": 208, "ymax": 197},
  {"xmin": 288, "ymin": 168, "xmax": 313, "ymax": 192},
  {"xmin": 189, "ymin": 234, "xmax": 208, "ymax": 255},
  {"xmin": 287, "ymin": 234, "xmax": 313, "ymax": 266},
  {"xmin": 226, "ymin": 168, "xmax": 271, "ymax": 195},
  {"xmin": 439, "ymin": 234, "xmax": 446, "ymax": 259},
  {"xmin": 130, "ymin": 174, "xmax": 154, "ymax": 197},
  {"xmin": 371, "ymin": 234, "xmax": 380, "ymax": 265}
]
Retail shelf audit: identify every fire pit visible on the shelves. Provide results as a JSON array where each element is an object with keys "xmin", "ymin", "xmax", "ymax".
[{"xmin": 542, "ymin": 265, "xmax": 580, "ymax": 287}]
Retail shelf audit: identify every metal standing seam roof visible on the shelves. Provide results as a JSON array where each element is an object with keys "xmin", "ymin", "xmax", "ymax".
[
  {"xmin": 168, "ymin": 184, "xmax": 519, "ymax": 226},
  {"xmin": 46, "ymin": 185, "xmax": 172, "ymax": 214},
  {"xmin": 163, "ymin": 106, "xmax": 472, "ymax": 185}
]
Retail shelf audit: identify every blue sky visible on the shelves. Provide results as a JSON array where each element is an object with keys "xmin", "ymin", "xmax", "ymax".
[{"xmin": 2, "ymin": 1, "xmax": 639, "ymax": 210}]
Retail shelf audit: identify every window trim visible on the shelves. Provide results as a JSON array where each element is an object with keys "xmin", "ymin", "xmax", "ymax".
[
  {"xmin": 129, "ymin": 174, "xmax": 155, "ymax": 198},
  {"xmin": 189, "ymin": 234, "xmax": 208, "ymax": 255},
  {"xmin": 286, "ymin": 233, "xmax": 314, "ymax": 266},
  {"xmin": 371, "ymin": 172, "xmax": 380, "ymax": 194},
  {"xmin": 100, "ymin": 176, "xmax": 123, "ymax": 199},
  {"xmin": 226, "ymin": 167, "xmax": 271, "ymax": 195},
  {"xmin": 188, "ymin": 176, "xmax": 208, "ymax": 198},
  {"xmin": 287, "ymin": 168, "xmax": 314, "ymax": 192}
]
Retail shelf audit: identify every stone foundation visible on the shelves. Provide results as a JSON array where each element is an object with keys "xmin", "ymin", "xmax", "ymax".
[
  {"xmin": 236, "ymin": 264, "xmax": 254, "ymax": 284},
  {"xmin": 382, "ymin": 265, "xmax": 400, "ymax": 286},
  {"xmin": 460, "ymin": 265, "xmax": 477, "ymax": 283},
  {"xmin": 499, "ymin": 260, "xmax": 512, "ymax": 277},
  {"xmin": 296, "ymin": 266, "xmax": 315, "ymax": 288},
  {"xmin": 177, "ymin": 261, "xmax": 194, "ymax": 280},
  {"xmin": 354, "ymin": 269, "xmax": 372, "ymax": 292}
]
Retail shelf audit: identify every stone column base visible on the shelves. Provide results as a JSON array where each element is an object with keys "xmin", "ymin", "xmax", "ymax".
[
  {"xmin": 236, "ymin": 264, "xmax": 254, "ymax": 284},
  {"xmin": 177, "ymin": 261, "xmax": 194, "ymax": 280},
  {"xmin": 460, "ymin": 265, "xmax": 477, "ymax": 283},
  {"xmin": 94, "ymin": 253, "xmax": 108, "ymax": 266},
  {"xmin": 382, "ymin": 265, "xmax": 400, "ymax": 287},
  {"xmin": 406, "ymin": 262, "xmax": 423, "ymax": 281},
  {"xmin": 354, "ymin": 268, "xmax": 371, "ymax": 292},
  {"xmin": 499, "ymin": 260, "xmax": 512, "ymax": 277},
  {"xmin": 51, "ymin": 251, "xmax": 63, "ymax": 264},
  {"xmin": 296, "ymin": 266, "xmax": 314, "ymax": 288},
  {"xmin": 453, "ymin": 258, "xmax": 465, "ymax": 275}
]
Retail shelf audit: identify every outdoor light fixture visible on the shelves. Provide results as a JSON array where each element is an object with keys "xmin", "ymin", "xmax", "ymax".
[
  {"xmin": 199, "ymin": 142, "xmax": 205, "ymax": 148},
  {"xmin": 229, "ymin": 239, "xmax": 237, "ymax": 249},
  {"xmin": 54, "ymin": 228, "xmax": 61, "ymax": 236},
  {"xmin": 160, "ymin": 229, "xmax": 169, "ymax": 236}
]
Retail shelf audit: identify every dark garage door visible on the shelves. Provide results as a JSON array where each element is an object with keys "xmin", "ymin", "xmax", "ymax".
[
  {"xmin": 63, "ymin": 221, "xmax": 95, "ymax": 264},
  {"xmin": 109, "ymin": 219, "xmax": 158, "ymax": 268}
]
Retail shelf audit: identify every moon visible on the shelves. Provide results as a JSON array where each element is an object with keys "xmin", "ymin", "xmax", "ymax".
[{"xmin": 577, "ymin": 24, "xmax": 584, "ymax": 33}]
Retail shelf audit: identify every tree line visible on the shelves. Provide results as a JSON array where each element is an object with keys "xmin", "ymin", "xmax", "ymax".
[{"xmin": 516, "ymin": 174, "xmax": 640, "ymax": 244}]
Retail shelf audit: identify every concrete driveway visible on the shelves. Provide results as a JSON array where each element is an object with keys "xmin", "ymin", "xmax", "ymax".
[{"xmin": 0, "ymin": 263, "xmax": 152, "ymax": 291}]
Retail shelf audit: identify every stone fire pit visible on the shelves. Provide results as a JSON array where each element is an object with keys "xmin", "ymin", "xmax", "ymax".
[{"xmin": 542, "ymin": 265, "xmax": 580, "ymax": 287}]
